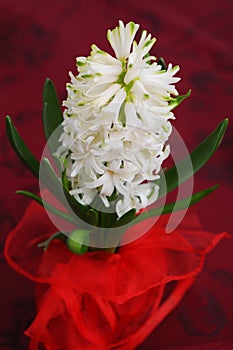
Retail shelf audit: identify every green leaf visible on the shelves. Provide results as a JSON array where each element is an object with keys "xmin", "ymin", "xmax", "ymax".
[
  {"xmin": 134, "ymin": 184, "xmax": 219, "ymax": 224},
  {"xmin": 40, "ymin": 157, "xmax": 64, "ymax": 200},
  {"xmin": 61, "ymin": 167, "xmax": 89, "ymax": 219},
  {"xmin": 40, "ymin": 158, "xmax": 88, "ymax": 222},
  {"xmin": 169, "ymin": 89, "xmax": 191, "ymax": 110},
  {"xmin": 42, "ymin": 79, "xmax": 63, "ymax": 143},
  {"xmin": 112, "ymin": 208, "xmax": 136, "ymax": 228},
  {"xmin": 5, "ymin": 116, "xmax": 40, "ymax": 178},
  {"xmin": 15, "ymin": 190, "xmax": 77, "ymax": 224},
  {"xmin": 158, "ymin": 118, "xmax": 228, "ymax": 198}
]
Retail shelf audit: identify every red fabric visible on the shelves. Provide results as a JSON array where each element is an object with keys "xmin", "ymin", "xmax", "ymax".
[{"xmin": 4, "ymin": 201, "xmax": 229, "ymax": 350}]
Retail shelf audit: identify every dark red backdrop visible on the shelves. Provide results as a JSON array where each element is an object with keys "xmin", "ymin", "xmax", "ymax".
[{"xmin": 0, "ymin": 0, "xmax": 232, "ymax": 349}]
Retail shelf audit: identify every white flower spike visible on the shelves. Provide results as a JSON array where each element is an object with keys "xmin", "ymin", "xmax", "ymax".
[{"xmin": 58, "ymin": 21, "xmax": 181, "ymax": 218}]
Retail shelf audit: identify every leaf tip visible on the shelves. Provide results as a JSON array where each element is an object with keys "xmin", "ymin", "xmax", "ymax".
[
  {"xmin": 223, "ymin": 117, "xmax": 229, "ymax": 127},
  {"xmin": 211, "ymin": 184, "xmax": 220, "ymax": 191},
  {"xmin": 5, "ymin": 115, "xmax": 13, "ymax": 129},
  {"xmin": 44, "ymin": 77, "xmax": 52, "ymax": 85},
  {"xmin": 219, "ymin": 118, "xmax": 229, "ymax": 132},
  {"xmin": 43, "ymin": 78, "xmax": 54, "ymax": 99}
]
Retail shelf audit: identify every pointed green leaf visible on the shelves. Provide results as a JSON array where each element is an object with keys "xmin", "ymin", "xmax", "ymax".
[
  {"xmin": 15, "ymin": 190, "xmax": 77, "ymax": 224},
  {"xmin": 5, "ymin": 116, "xmax": 40, "ymax": 178},
  {"xmin": 40, "ymin": 157, "xmax": 66, "ymax": 202},
  {"xmin": 158, "ymin": 118, "xmax": 228, "ymax": 198},
  {"xmin": 42, "ymin": 79, "xmax": 63, "ymax": 142},
  {"xmin": 169, "ymin": 89, "xmax": 191, "ymax": 110},
  {"xmin": 134, "ymin": 184, "xmax": 219, "ymax": 224},
  {"xmin": 40, "ymin": 158, "xmax": 87, "ymax": 220}
]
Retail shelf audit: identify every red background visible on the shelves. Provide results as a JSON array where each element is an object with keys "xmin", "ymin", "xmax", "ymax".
[{"xmin": 0, "ymin": 0, "xmax": 232, "ymax": 349}]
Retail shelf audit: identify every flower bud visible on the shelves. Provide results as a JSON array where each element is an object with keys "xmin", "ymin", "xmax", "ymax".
[{"xmin": 66, "ymin": 229, "xmax": 89, "ymax": 255}]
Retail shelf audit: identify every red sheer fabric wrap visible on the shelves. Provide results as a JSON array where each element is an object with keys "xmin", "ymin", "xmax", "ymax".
[{"xmin": 4, "ymin": 201, "xmax": 228, "ymax": 350}]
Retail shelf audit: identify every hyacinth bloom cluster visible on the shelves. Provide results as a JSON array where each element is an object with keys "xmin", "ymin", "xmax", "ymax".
[{"xmin": 58, "ymin": 21, "xmax": 181, "ymax": 218}]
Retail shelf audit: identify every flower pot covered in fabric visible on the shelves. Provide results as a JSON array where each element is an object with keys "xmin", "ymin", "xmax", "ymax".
[{"xmin": 4, "ymin": 201, "xmax": 227, "ymax": 350}]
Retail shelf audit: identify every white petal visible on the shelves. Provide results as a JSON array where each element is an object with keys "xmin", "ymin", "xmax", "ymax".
[
  {"xmin": 107, "ymin": 21, "xmax": 139, "ymax": 59},
  {"xmin": 95, "ymin": 84, "xmax": 121, "ymax": 108}
]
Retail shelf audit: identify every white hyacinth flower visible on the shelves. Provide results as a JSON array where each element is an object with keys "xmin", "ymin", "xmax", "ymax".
[{"xmin": 58, "ymin": 21, "xmax": 180, "ymax": 218}]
